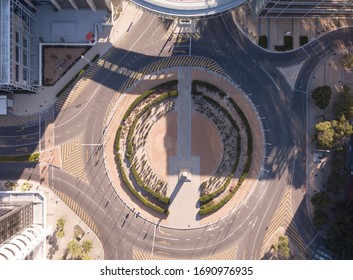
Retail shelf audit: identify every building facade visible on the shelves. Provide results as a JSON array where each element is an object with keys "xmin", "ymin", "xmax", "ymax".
[
  {"xmin": 250, "ymin": 0, "xmax": 353, "ymax": 18},
  {"xmin": 0, "ymin": 192, "xmax": 50, "ymax": 260},
  {"xmin": 0, "ymin": 0, "xmax": 112, "ymax": 94}
]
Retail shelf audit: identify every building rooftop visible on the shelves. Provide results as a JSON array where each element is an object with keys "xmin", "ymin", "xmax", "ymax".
[{"xmin": 130, "ymin": 0, "xmax": 246, "ymax": 18}]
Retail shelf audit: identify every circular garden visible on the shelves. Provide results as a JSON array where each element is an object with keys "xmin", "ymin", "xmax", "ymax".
[{"xmin": 114, "ymin": 80, "xmax": 253, "ymax": 216}]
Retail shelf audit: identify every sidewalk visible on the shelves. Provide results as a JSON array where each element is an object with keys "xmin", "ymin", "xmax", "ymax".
[
  {"xmin": 307, "ymin": 49, "xmax": 348, "ymax": 229},
  {"xmin": 233, "ymin": 5, "xmax": 353, "ymax": 51},
  {"xmin": 0, "ymin": 180, "xmax": 104, "ymax": 260},
  {"xmin": 12, "ymin": 1, "xmax": 143, "ymax": 116},
  {"xmin": 103, "ymin": 67, "xmax": 264, "ymax": 228}
]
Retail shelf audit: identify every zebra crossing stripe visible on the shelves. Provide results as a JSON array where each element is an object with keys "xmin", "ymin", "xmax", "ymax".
[{"xmin": 53, "ymin": 189, "xmax": 100, "ymax": 238}]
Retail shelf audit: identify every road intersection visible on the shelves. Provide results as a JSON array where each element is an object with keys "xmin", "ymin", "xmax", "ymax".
[{"xmin": 1, "ymin": 9, "xmax": 352, "ymax": 260}]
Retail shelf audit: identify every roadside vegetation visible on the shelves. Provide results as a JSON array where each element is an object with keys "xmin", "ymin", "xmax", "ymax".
[{"xmin": 311, "ymin": 68, "xmax": 353, "ymax": 258}]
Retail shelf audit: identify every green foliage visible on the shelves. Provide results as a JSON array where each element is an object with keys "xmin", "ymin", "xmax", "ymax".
[
  {"xmin": 67, "ymin": 240, "xmax": 83, "ymax": 259},
  {"xmin": 310, "ymin": 192, "xmax": 331, "ymax": 209},
  {"xmin": 56, "ymin": 217, "xmax": 65, "ymax": 229},
  {"xmin": 258, "ymin": 36, "xmax": 268, "ymax": 49},
  {"xmin": 56, "ymin": 217, "xmax": 65, "ymax": 238},
  {"xmin": 312, "ymin": 86, "xmax": 331, "ymax": 109},
  {"xmin": 196, "ymin": 86, "xmax": 253, "ymax": 215},
  {"xmin": 341, "ymin": 52, "xmax": 353, "ymax": 68},
  {"xmin": 4, "ymin": 181, "xmax": 18, "ymax": 190},
  {"xmin": 315, "ymin": 115, "xmax": 353, "ymax": 149},
  {"xmin": 81, "ymin": 240, "xmax": 93, "ymax": 254},
  {"xmin": 116, "ymin": 154, "xmax": 168, "ymax": 214},
  {"xmin": 299, "ymin": 36, "xmax": 308, "ymax": 46},
  {"xmin": 326, "ymin": 200, "xmax": 353, "ymax": 259},
  {"xmin": 114, "ymin": 125, "xmax": 122, "ymax": 152},
  {"xmin": 315, "ymin": 121, "xmax": 335, "ymax": 149},
  {"xmin": 21, "ymin": 181, "xmax": 33, "ymax": 191},
  {"xmin": 313, "ymin": 209, "xmax": 328, "ymax": 229},
  {"xmin": 0, "ymin": 153, "xmax": 40, "ymax": 162},
  {"xmin": 327, "ymin": 172, "xmax": 345, "ymax": 194},
  {"xmin": 333, "ymin": 85, "xmax": 353, "ymax": 119},
  {"xmin": 275, "ymin": 36, "xmax": 293, "ymax": 51},
  {"xmin": 122, "ymin": 81, "xmax": 178, "ymax": 121},
  {"xmin": 131, "ymin": 164, "xmax": 170, "ymax": 204},
  {"xmin": 273, "ymin": 235, "xmax": 291, "ymax": 259}
]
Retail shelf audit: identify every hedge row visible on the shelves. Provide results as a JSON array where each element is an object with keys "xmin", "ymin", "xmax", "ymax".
[
  {"xmin": 198, "ymin": 94, "xmax": 241, "ymax": 203},
  {"xmin": 114, "ymin": 125, "xmax": 122, "ymax": 152},
  {"xmin": 197, "ymin": 82, "xmax": 254, "ymax": 215},
  {"xmin": 131, "ymin": 164, "xmax": 170, "ymax": 204},
  {"xmin": 126, "ymin": 90, "xmax": 178, "ymax": 160},
  {"xmin": 113, "ymin": 87, "xmax": 179, "ymax": 214},
  {"xmin": 0, "ymin": 153, "xmax": 40, "ymax": 162},
  {"xmin": 116, "ymin": 154, "xmax": 168, "ymax": 214},
  {"xmin": 202, "ymin": 95, "xmax": 240, "ymax": 133},
  {"xmin": 122, "ymin": 80, "xmax": 178, "ymax": 122}
]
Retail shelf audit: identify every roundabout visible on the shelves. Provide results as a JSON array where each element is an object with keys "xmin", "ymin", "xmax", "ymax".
[{"xmin": 104, "ymin": 62, "xmax": 265, "ymax": 230}]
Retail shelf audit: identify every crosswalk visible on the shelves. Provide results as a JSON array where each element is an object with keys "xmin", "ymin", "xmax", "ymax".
[
  {"xmin": 55, "ymin": 47, "xmax": 116, "ymax": 113},
  {"xmin": 260, "ymin": 188, "xmax": 313, "ymax": 259},
  {"xmin": 0, "ymin": 113, "xmax": 38, "ymax": 127},
  {"xmin": 55, "ymin": 63, "xmax": 101, "ymax": 112},
  {"xmin": 132, "ymin": 246, "xmax": 237, "ymax": 260},
  {"xmin": 103, "ymin": 55, "xmax": 227, "ymax": 125},
  {"xmin": 60, "ymin": 137, "xmax": 87, "ymax": 182},
  {"xmin": 53, "ymin": 188, "xmax": 100, "ymax": 239}
]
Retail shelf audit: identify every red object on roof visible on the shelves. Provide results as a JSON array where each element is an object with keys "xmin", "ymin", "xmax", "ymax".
[{"xmin": 85, "ymin": 32, "xmax": 95, "ymax": 43}]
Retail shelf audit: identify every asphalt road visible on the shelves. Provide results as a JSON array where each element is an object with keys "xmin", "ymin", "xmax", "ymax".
[{"xmin": 2, "ymin": 11, "xmax": 352, "ymax": 259}]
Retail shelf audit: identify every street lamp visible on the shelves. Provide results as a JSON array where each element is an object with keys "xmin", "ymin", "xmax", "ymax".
[{"xmin": 81, "ymin": 55, "xmax": 92, "ymax": 65}]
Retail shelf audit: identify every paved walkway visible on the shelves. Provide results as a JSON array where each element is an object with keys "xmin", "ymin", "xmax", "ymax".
[
  {"xmin": 104, "ymin": 66, "xmax": 264, "ymax": 228},
  {"xmin": 168, "ymin": 68, "xmax": 201, "ymax": 227},
  {"xmin": 0, "ymin": 180, "xmax": 104, "ymax": 260},
  {"xmin": 11, "ymin": 1, "xmax": 143, "ymax": 116},
  {"xmin": 307, "ymin": 50, "xmax": 348, "ymax": 220}
]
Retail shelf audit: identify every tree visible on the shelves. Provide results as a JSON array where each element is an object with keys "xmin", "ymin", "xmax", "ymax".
[
  {"xmin": 56, "ymin": 217, "xmax": 65, "ymax": 238},
  {"xmin": 341, "ymin": 52, "xmax": 353, "ymax": 68},
  {"xmin": 332, "ymin": 115, "xmax": 353, "ymax": 146},
  {"xmin": 310, "ymin": 192, "xmax": 331, "ymax": 209},
  {"xmin": 67, "ymin": 240, "xmax": 82, "ymax": 259},
  {"xmin": 313, "ymin": 209, "xmax": 328, "ymax": 229},
  {"xmin": 315, "ymin": 121, "xmax": 335, "ymax": 149},
  {"xmin": 333, "ymin": 85, "xmax": 353, "ymax": 119},
  {"xmin": 315, "ymin": 115, "xmax": 353, "ymax": 149},
  {"xmin": 312, "ymin": 86, "xmax": 331, "ymax": 109},
  {"xmin": 273, "ymin": 235, "xmax": 291, "ymax": 259},
  {"xmin": 326, "ymin": 172, "xmax": 345, "ymax": 194},
  {"xmin": 81, "ymin": 240, "xmax": 93, "ymax": 254},
  {"xmin": 326, "ymin": 200, "xmax": 353, "ymax": 259}
]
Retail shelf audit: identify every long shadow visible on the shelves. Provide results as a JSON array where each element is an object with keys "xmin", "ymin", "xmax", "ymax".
[
  {"xmin": 169, "ymin": 180, "xmax": 184, "ymax": 203},
  {"xmin": 4, "ymin": 13, "xmax": 353, "ymax": 260}
]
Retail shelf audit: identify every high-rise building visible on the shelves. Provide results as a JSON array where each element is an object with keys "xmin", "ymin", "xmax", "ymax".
[
  {"xmin": 0, "ymin": 0, "xmax": 112, "ymax": 94},
  {"xmin": 0, "ymin": 191, "xmax": 50, "ymax": 260},
  {"xmin": 250, "ymin": 0, "xmax": 353, "ymax": 18}
]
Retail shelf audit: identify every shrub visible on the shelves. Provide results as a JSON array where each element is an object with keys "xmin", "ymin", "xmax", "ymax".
[
  {"xmin": 299, "ymin": 36, "xmax": 308, "ymax": 46},
  {"xmin": 275, "ymin": 36, "xmax": 293, "ymax": 52},
  {"xmin": 258, "ymin": 36, "xmax": 268, "ymax": 49},
  {"xmin": 131, "ymin": 164, "xmax": 170, "ymax": 204},
  {"xmin": 116, "ymin": 155, "xmax": 168, "ymax": 214},
  {"xmin": 21, "ymin": 181, "xmax": 33, "ymax": 191},
  {"xmin": 312, "ymin": 85, "xmax": 331, "ymax": 109}
]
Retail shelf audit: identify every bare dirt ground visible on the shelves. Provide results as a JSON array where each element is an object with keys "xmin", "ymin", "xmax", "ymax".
[
  {"xmin": 43, "ymin": 46, "xmax": 89, "ymax": 86},
  {"xmin": 146, "ymin": 111, "xmax": 177, "ymax": 180},
  {"xmin": 146, "ymin": 111, "xmax": 222, "ymax": 182},
  {"xmin": 191, "ymin": 112, "xmax": 222, "ymax": 182}
]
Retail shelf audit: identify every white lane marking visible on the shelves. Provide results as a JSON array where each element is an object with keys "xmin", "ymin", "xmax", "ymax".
[{"xmin": 155, "ymin": 235, "xmax": 179, "ymax": 241}]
